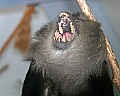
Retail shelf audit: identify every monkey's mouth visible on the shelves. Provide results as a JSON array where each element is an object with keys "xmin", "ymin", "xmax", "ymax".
[{"xmin": 54, "ymin": 12, "xmax": 75, "ymax": 43}]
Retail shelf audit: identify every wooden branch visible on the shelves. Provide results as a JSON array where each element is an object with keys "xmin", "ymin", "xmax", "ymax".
[
  {"xmin": 106, "ymin": 38, "xmax": 120, "ymax": 89},
  {"xmin": 0, "ymin": 5, "xmax": 34, "ymax": 56},
  {"xmin": 77, "ymin": 0, "xmax": 120, "ymax": 90},
  {"xmin": 77, "ymin": 0, "xmax": 96, "ymax": 21}
]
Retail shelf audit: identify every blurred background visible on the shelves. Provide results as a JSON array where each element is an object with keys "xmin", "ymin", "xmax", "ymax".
[{"xmin": 0, "ymin": 0, "xmax": 120, "ymax": 96}]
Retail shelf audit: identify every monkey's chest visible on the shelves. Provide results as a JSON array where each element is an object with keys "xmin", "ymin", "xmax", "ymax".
[{"xmin": 45, "ymin": 61, "xmax": 92, "ymax": 94}]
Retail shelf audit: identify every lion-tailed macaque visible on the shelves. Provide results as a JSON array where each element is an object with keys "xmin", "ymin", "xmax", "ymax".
[{"xmin": 21, "ymin": 12, "xmax": 114, "ymax": 96}]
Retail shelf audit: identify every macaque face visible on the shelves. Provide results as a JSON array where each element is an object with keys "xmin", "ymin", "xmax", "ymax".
[{"xmin": 54, "ymin": 12, "xmax": 75, "ymax": 43}]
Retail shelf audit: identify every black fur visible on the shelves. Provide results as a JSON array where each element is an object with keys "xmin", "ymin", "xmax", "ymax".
[{"xmin": 21, "ymin": 12, "xmax": 114, "ymax": 96}]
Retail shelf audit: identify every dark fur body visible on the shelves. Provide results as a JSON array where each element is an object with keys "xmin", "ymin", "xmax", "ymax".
[{"xmin": 21, "ymin": 12, "xmax": 114, "ymax": 96}]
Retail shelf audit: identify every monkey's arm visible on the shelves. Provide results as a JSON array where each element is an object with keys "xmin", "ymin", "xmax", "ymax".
[{"xmin": 21, "ymin": 60, "xmax": 57, "ymax": 96}]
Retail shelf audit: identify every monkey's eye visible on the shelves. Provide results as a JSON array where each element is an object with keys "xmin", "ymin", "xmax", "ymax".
[{"xmin": 75, "ymin": 20, "xmax": 79, "ymax": 22}]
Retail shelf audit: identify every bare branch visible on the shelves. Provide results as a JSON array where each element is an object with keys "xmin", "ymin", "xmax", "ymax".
[
  {"xmin": 77, "ymin": 0, "xmax": 96, "ymax": 21},
  {"xmin": 106, "ymin": 38, "xmax": 120, "ymax": 89}
]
